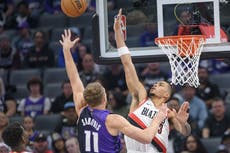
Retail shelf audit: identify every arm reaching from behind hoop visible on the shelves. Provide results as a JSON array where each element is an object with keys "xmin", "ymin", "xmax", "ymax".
[
  {"xmin": 114, "ymin": 9, "xmax": 147, "ymax": 113},
  {"xmin": 59, "ymin": 29, "xmax": 86, "ymax": 117}
]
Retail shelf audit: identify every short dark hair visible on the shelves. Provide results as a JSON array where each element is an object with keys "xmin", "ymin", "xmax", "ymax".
[
  {"xmin": 27, "ymin": 77, "xmax": 43, "ymax": 93},
  {"xmin": 2, "ymin": 122, "xmax": 24, "ymax": 148}
]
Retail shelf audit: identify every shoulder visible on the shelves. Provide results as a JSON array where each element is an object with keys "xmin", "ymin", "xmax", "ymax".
[
  {"xmin": 193, "ymin": 96, "xmax": 205, "ymax": 104},
  {"xmin": 106, "ymin": 114, "xmax": 125, "ymax": 128},
  {"xmin": 19, "ymin": 98, "xmax": 26, "ymax": 104},
  {"xmin": 44, "ymin": 97, "xmax": 51, "ymax": 103}
]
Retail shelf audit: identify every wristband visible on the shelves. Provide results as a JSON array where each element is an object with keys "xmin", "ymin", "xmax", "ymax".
[{"xmin": 118, "ymin": 46, "xmax": 130, "ymax": 56}]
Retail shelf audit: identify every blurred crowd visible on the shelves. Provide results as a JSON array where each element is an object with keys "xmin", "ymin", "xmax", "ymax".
[{"xmin": 0, "ymin": 0, "xmax": 230, "ymax": 153}]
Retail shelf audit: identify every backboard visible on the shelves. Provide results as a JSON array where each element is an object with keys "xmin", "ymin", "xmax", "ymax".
[{"xmin": 92, "ymin": 0, "xmax": 230, "ymax": 64}]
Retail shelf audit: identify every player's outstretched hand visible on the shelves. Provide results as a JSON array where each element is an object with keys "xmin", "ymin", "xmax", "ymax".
[
  {"xmin": 176, "ymin": 101, "xmax": 189, "ymax": 124},
  {"xmin": 113, "ymin": 9, "xmax": 122, "ymax": 32},
  {"xmin": 59, "ymin": 29, "xmax": 79, "ymax": 50}
]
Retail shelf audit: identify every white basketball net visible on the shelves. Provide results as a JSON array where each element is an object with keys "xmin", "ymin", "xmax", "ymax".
[{"xmin": 156, "ymin": 36, "xmax": 205, "ymax": 88}]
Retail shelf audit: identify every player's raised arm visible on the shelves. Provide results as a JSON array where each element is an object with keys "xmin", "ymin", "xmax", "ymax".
[
  {"xmin": 59, "ymin": 29, "xmax": 86, "ymax": 117},
  {"xmin": 114, "ymin": 9, "xmax": 147, "ymax": 111}
]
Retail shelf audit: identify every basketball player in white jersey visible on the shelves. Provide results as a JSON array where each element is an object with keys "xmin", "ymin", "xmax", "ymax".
[{"xmin": 114, "ymin": 9, "xmax": 191, "ymax": 153}]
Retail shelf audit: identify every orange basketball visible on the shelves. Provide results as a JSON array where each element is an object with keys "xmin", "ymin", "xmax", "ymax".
[{"xmin": 61, "ymin": 0, "xmax": 88, "ymax": 17}]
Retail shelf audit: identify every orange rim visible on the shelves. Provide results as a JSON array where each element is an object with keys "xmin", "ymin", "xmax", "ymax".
[
  {"xmin": 155, "ymin": 35, "xmax": 206, "ymax": 44},
  {"xmin": 155, "ymin": 35, "xmax": 206, "ymax": 57}
]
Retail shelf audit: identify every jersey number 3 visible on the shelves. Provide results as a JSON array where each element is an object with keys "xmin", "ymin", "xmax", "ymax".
[{"xmin": 84, "ymin": 130, "xmax": 99, "ymax": 152}]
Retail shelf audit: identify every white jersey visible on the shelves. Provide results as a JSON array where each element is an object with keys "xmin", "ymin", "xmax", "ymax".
[{"xmin": 125, "ymin": 98, "xmax": 169, "ymax": 153}]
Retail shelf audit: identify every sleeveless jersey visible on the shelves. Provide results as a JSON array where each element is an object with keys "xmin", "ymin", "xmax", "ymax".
[
  {"xmin": 78, "ymin": 106, "xmax": 121, "ymax": 153},
  {"xmin": 24, "ymin": 97, "xmax": 45, "ymax": 117},
  {"xmin": 125, "ymin": 98, "xmax": 169, "ymax": 153}
]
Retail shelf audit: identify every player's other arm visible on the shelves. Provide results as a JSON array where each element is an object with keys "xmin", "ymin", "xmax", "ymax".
[
  {"xmin": 114, "ymin": 9, "xmax": 147, "ymax": 111},
  {"xmin": 107, "ymin": 104, "xmax": 167, "ymax": 143},
  {"xmin": 59, "ymin": 29, "xmax": 86, "ymax": 117},
  {"xmin": 169, "ymin": 101, "xmax": 191, "ymax": 136}
]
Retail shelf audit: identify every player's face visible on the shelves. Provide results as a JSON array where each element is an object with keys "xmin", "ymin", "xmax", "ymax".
[{"xmin": 149, "ymin": 81, "xmax": 170, "ymax": 100}]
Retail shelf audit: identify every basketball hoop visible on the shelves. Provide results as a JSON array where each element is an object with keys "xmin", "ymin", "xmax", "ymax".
[{"xmin": 155, "ymin": 35, "xmax": 206, "ymax": 88}]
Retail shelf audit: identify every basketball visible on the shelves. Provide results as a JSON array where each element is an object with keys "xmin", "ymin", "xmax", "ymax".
[{"xmin": 61, "ymin": 0, "xmax": 88, "ymax": 17}]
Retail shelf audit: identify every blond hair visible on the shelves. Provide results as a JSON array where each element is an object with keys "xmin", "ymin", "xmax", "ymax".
[{"xmin": 83, "ymin": 82, "xmax": 105, "ymax": 107}]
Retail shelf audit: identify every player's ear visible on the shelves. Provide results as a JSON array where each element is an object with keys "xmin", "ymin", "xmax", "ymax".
[{"xmin": 163, "ymin": 92, "xmax": 170, "ymax": 100}]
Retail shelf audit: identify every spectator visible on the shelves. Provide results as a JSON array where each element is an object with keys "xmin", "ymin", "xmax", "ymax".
[
  {"xmin": 140, "ymin": 22, "xmax": 158, "ymax": 47},
  {"xmin": 181, "ymin": 134, "xmax": 208, "ymax": 153},
  {"xmin": 0, "ymin": 77, "xmax": 17, "ymax": 117},
  {"xmin": 126, "ymin": 10, "xmax": 148, "ymax": 25},
  {"xmin": 102, "ymin": 64, "xmax": 127, "ymax": 93},
  {"xmin": 202, "ymin": 97, "xmax": 230, "ymax": 138},
  {"xmin": 26, "ymin": 0, "xmax": 44, "ymax": 19},
  {"xmin": 22, "ymin": 116, "xmax": 38, "ymax": 142},
  {"xmin": 0, "ymin": 112, "xmax": 8, "ymax": 142},
  {"xmin": 58, "ymin": 27, "xmax": 81, "ymax": 68},
  {"xmin": 55, "ymin": 102, "xmax": 78, "ymax": 140},
  {"xmin": 9, "ymin": 0, "xmax": 37, "ymax": 29},
  {"xmin": 0, "ymin": 34, "xmax": 22, "ymax": 70},
  {"xmin": 51, "ymin": 80, "xmax": 73, "ymax": 114},
  {"xmin": 65, "ymin": 137, "xmax": 80, "ymax": 153},
  {"xmin": 221, "ymin": 131, "xmax": 230, "ymax": 153},
  {"xmin": 17, "ymin": 77, "xmax": 51, "ymax": 118},
  {"xmin": 44, "ymin": 0, "xmax": 61, "ymax": 14},
  {"xmin": 0, "ymin": 0, "xmax": 14, "ymax": 29},
  {"xmin": 79, "ymin": 53, "xmax": 101, "ymax": 86},
  {"xmin": 2, "ymin": 122, "xmax": 29, "ymax": 152},
  {"xmin": 87, "ymin": 0, "xmax": 96, "ymax": 13},
  {"xmin": 76, "ymin": 43, "xmax": 88, "ymax": 71},
  {"xmin": 197, "ymin": 67, "xmax": 221, "ymax": 109},
  {"xmin": 141, "ymin": 62, "xmax": 169, "ymax": 91},
  {"xmin": 180, "ymin": 85, "xmax": 208, "ymax": 131},
  {"xmin": 107, "ymin": 90, "xmax": 129, "ymax": 118},
  {"xmin": 216, "ymin": 144, "xmax": 229, "ymax": 153},
  {"xmin": 13, "ymin": 21, "xmax": 34, "ymax": 57},
  {"xmin": 24, "ymin": 30, "xmax": 55, "ymax": 68},
  {"xmin": 200, "ymin": 59, "xmax": 230, "ymax": 74},
  {"xmin": 33, "ymin": 132, "xmax": 53, "ymax": 153},
  {"xmin": 107, "ymin": 0, "xmax": 116, "ymax": 10},
  {"xmin": 108, "ymin": 25, "xmax": 116, "ymax": 48},
  {"xmin": 51, "ymin": 132, "xmax": 67, "ymax": 153},
  {"xmin": 0, "ymin": 142, "xmax": 11, "ymax": 153},
  {"xmin": 173, "ymin": 9, "xmax": 193, "ymax": 35}
]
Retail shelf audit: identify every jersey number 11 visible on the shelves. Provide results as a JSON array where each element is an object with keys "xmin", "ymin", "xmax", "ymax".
[{"xmin": 84, "ymin": 130, "xmax": 99, "ymax": 152}]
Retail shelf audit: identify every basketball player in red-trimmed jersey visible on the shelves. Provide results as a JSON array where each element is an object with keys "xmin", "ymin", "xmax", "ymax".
[{"xmin": 114, "ymin": 9, "xmax": 191, "ymax": 153}]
